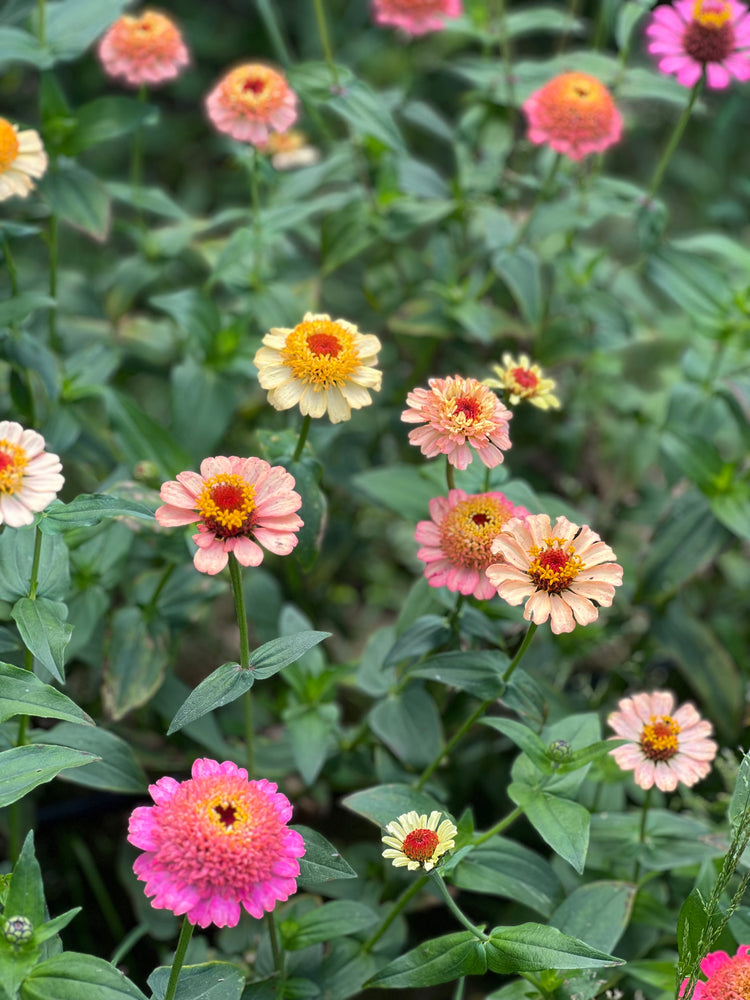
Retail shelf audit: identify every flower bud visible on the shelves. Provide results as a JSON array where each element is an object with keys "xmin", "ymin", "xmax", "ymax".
[
  {"xmin": 2, "ymin": 916, "xmax": 33, "ymax": 945},
  {"xmin": 548, "ymin": 739, "xmax": 572, "ymax": 763}
]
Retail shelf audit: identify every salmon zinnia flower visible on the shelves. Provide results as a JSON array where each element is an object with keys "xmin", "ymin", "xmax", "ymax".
[
  {"xmin": 416, "ymin": 489, "xmax": 530, "ymax": 600},
  {"xmin": 155, "ymin": 456, "xmax": 303, "ymax": 575},
  {"xmin": 402, "ymin": 376, "xmax": 512, "ymax": 470},
  {"xmin": 607, "ymin": 691, "xmax": 717, "ymax": 792},
  {"xmin": 372, "ymin": 0, "xmax": 463, "ymax": 36},
  {"xmin": 485, "ymin": 353, "xmax": 560, "ymax": 411},
  {"xmin": 679, "ymin": 944, "xmax": 750, "ymax": 999},
  {"xmin": 128, "ymin": 758, "xmax": 305, "ymax": 928},
  {"xmin": 98, "ymin": 10, "xmax": 189, "ymax": 87},
  {"xmin": 0, "ymin": 119, "xmax": 47, "ymax": 201},
  {"xmin": 382, "ymin": 811, "xmax": 457, "ymax": 871},
  {"xmin": 646, "ymin": 0, "xmax": 750, "ymax": 89},
  {"xmin": 486, "ymin": 513, "xmax": 623, "ymax": 634},
  {"xmin": 0, "ymin": 421, "xmax": 64, "ymax": 527},
  {"xmin": 254, "ymin": 313, "xmax": 382, "ymax": 424},
  {"xmin": 523, "ymin": 72, "xmax": 623, "ymax": 161},
  {"xmin": 206, "ymin": 64, "xmax": 298, "ymax": 146}
]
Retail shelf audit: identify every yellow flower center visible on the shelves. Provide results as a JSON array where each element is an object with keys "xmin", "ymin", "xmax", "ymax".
[
  {"xmin": 439, "ymin": 495, "xmax": 515, "ymax": 570},
  {"xmin": 528, "ymin": 537, "xmax": 583, "ymax": 594},
  {"xmin": 640, "ymin": 716, "xmax": 681, "ymax": 761},
  {"xmin": 195, "ymin": 473, "xmax": 256, "ymax": 538},
  {"xmin": 208, "ymin": 795, "xmax": 247, "ymax": 833},
  {"xmin": 402, "ymin": 828, "xmax": 439, "ymax": 864},
  {"xmin": 0, "ymin": 119, "xmax": 20, "ymax": 174},
  {"xmin": 0, "ymin": 440, "xmax": 27, "ymax": 495},
  {"xmin": 281, "ymin": 318, "xmax": 360, "ymax": 388},
  {"xmin": 224, "ymin": 65, "xmax": 288, "ymax": 115},
  {"xmin": 692, "ymin": 0, "xmax": 731, "ymax": 27}
]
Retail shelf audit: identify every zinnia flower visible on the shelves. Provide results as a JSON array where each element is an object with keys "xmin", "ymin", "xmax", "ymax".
[
  {"xmin": 679, "ymin": 944, "xmax": 750, "ymax": 999},
  {"xmin": 155, "ymin": 456, "xmax": 303, "ymax": 576},
  {"xmin": 0, "ymin": 119, "xmax": 47, "ymax": 201},
  {"xmin": 607, "ymin": 691, "xmax": 717, "ymax": 792},
  {"xmin": 97, "ymin": 10, "xmax": 189, "ymax": 87},
  {"xmin": 416, "ymin": 489, "xmax": 530, "ymax": 600},
  {"xmin": 485, "ymin": 353, "xmax": 560, "ymax": 411},
  {"xmin": 0, "ymin": 421, "xmax": 64, "ymax": 527},
  {"xmin": 646, "ymin": 1, "xmax": 750, "ymax": 89},
  {"xmin": 206, "ymin": 63, "xmax": 298, "ymax": 146},
  {"xmin": 128, "ymin": 758, "xmax": 305, "ymax": 928},
  {"xmin": 523, "ymin": 72, "xmax": 623, "ymax": 161},
  {"xmin": 372, "ymin": 0, "xmax": 463, "ymax": 36},
  {"xmin": 402, "ymin": 376, "xmax": 512, "ymax": 471},
  {"xmin": 382, "ymin": 811, "xmax": 457, "ymax": 871},
  {"xmin": 486, "ymin": 513, "xmax": 623, "ymax": 634},
  {"xmin": 263, "ymin": 130, "xmax": 320, "ymax": 170},
  {"xmin": 253, "ymin": 313, "xmax": 382, "ymax": 424}
]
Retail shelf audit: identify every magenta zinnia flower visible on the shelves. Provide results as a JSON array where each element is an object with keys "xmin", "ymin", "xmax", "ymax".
[
  {"xmin": 646, "ymin": 1, "xmax": 750, "ymax": 89},
  {"xmin": 679, "ymin": 944, "xmax": 750, "ymax": 998},
  {"xmin": 607, "ymin": 691, "xmax": 717, "ymax": 792},
  {"xmin": 98, "ymin": 11, "xmax": 189, "ymax": 87},
  {"xmin": 523, "ymin": 72, "xmax": 622, "ymax": 161},
  {"xmin": 0, "ymin": 421, "xmax": 64, "ymax": 527},
  {"xmin": 372, "ymin": 0, "xmax": 462, "ymax": 36},
  {"xmin": 128, "ymin": 759, "xmax": 305, "ymax": 928},
  {"xmin": 402, "ymin": 376, "xmax": 512, "ymax": 470},
  {"xmin": 206, "ymin": 63, "xmax": 298, "ymax": 146},
  {"xmin": 416, "ymin": 489, "xmax": 530, "ymax": 600},
  {"xmin": 155, "ymin": 456, "xmax": 303, "ymax": 575}
]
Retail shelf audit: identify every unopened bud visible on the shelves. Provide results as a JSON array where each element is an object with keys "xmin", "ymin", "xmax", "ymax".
[
  {"xmin": 548, "ymin": 739, "xmax": 572, "ymax": 763},
  {"xmin": 3, "ymin": 916, "xmax": 33, "ymax": 945}
]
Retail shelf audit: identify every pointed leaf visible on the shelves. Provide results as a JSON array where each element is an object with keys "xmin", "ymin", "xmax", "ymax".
[
  {"xmin": 167, "ymin": 662, "xmax": 251, "ymax": 735},
  {"xmin": 250, "ymin": 631, "xmax": 331, "ymax": 679},
  {"xmin": 0, "ymin": 745, "xmax": 99, "ymax": 808},
  {"xmin": 367, "ymin": 931, "xmax": 487, "ymax": 989},
  {"xmin": 21, "ymin": 952, "xmax": 147, "ymax": 1000},
  {"xmin": 283, "ymin": 901, "xmax": 377, "ymax": 950},
  {"xmin": 0, "ymin": 661, "xmax": 92, "ymax": 726},
  {"xmin": 486, "ymin": 923, "xmax": 622, "ymax": 974},
  {"xmin": 11, "ymin": 598, "xmax": 72, "ymax": 683},
  {"xmin": 294, "ymin": 825, "xmax": 357, "ymax": 884}
]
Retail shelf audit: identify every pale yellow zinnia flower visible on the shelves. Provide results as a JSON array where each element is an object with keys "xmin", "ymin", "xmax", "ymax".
[
  {"xmin": 485, "ymin": 353, "xmax": 560, "ymax": 410},
  {"xmin": 382, "ymin": 810, "xmax": 457, "ymax": 871},
  {"xmin": 0, "ymin": 118, "xmax": 47, "ymax": 201}
]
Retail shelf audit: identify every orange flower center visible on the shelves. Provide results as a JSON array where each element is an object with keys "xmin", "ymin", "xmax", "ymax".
[
  {"xmin": 119, "ymin": 12, "xmax": 181, "ymax": 55},
  {"xmin": 640, "ymin": 716, "xmax": 681, "ymax": 761},
  {"xmin": 0, "ymin": 440, "xmax": 27, "ymax": 495},
  {"xmin": 281, "ymin": 318, "xmax": 360, "ymax": 388},
  {"xmin": 195, "ymin": 473, "xmax": 256, "ymax": 538},
  {"xmin": 693, "ymin": 0, "xmax": 731, "ymax": 26},
  {"xmin": 402, "ymin": 828, "xmax": 439, "ymax": 863},
  {"xmin": 528, "ymin": 538, "xmax": 583, "ymax": 594},
  {"xmin": 686, "ymin": 1, "xmax": 734, "ymax": 61},
  {"xmin": 224, "ymin": 65, "xmax": 288, "ymax": 115},
  {"xmin": 439, "ymin": 495, "xmax": 516, "ymax": 570},
  {"xmin": 0, "ymin": 119, "xmax": 20, "ymax": 173},
  {"xmin": 511, "ymin": 367, "xmax": 539, "ymax": 391},
  {"xmin": 537, "ymin": 72, "xmax": 618, "ymax": 143}
]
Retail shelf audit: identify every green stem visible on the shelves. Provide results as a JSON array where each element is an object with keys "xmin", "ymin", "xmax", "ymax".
[
  {"xmin": 249, "ymin": 148, "xmax": 262, "ymax": 289},
  {"xmin": 255, "ymin": 0, "xmax": 291, "ymax": 66},
  {"xmin": 37, "ymin": 0, "xmax": 45, "ymax": 45},
  {"xmin": 363, "ymin": 875, "xmax": 429, "ymax": 953},
  {"xmin": 3, "ymin": 236, "xmax": 19, "ymax": 295},
  {"xmin": 47, "ymin": 213, "xmax": 58, "ymax": 348},
  {"xmin": 312, "ymin": 0, "xmax": 339, "ymax": 87},
  {"xmin": 28, "ymin": 525, "xmax": 43, "ymax": 601},
  {"xmin": 428, "ymin": 871, "xmax": 488, "ymax": 942},
  {"xmin": 164, "ymin": 917, "xmax": 194, "ymax": 1000},
  {"xmin": 228, "ymin": 554, "xmax": 254, "ymax": 774},
  {"xmin": 496, "ymin": 0, "xmax": 516, "ymax": 134},
  {"xmin": 265, "ymin": 911, "xmax": 285, "ymax": 989},
  {"xmin": 146, "ymin": 563, "xmax": 176, "ymax": 614},
  {"xmin": 501, "ymin": 622, "xmax": 537, "ymax": 682},
  {"xmin": 110, "ymin": 923, "xmax": 148, "ymax": 966},
  {"xmin": 445, "ymin": 458, "xmax": 455, "ymax": 491},
  {"xmin": 633, "ymin": 786, "xmax": 652, "ymax": 881},
  {"xmin": 292, "ymin": 414, "xmax": 312, "ymax": 462},
  {"xmin": 131, "ymin": 85, "xmax": 147, "ymax": 227},
  {"xmin": 646, "ymin": 79, "xmax": 702, "ymax": 201},
  {"xmin": 472, "ymin": 804, "xmax": 524, "ymax": 848}
]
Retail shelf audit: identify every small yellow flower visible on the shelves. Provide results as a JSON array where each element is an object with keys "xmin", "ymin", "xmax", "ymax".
[
  {"xmin": 382, "ymin": 811, "xmax": 457, "ymax": 871},
  {"xmin": 485, "ymin": 353, "xmax": 560, "ymax": 410},
  {"xmin": 0, "ymin": 119, "xmax": 47, "ymax": 201}
]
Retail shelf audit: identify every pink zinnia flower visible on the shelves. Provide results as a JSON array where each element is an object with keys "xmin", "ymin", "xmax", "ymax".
[
  {"xmin": 0, "ymin": 421, "xmax": 64, "ymax": 527},
  {"xmin": 679, "ymin": 944, "xmax": 750, "ymax": 998},
  {"xmin": 128, "ymin": 759, "xmax": 305, "ymax": 928},
  {"xmin": 646, "ymin": 1, "xmax": 750, "ymax": 89},
  {"xmin": 372, "ymin": 0, "xmax": 462, "ymax": 36},
  {"xmin": 416, "ymin": 489, "xmax": 530, "ymax": 600},
  {"xmin": 206, "ymin": 64, "xmax": 298, "ymax": 146},
  {"xmin": 523, "ymin": 72, "xmax": 623, "ymax": 161},
  {"xmin": 155, "ymin": 456, "xmax": 303, "ymax": 576},
  {"xmin": 98, "ymin": 10, "xmax": 189, "ymax": 87},
  {"xmin": 402, "ymin": 376, "xmax": 512, "ymax": 470},
  {"xmin": 607, "ymin": 691, "xmax": 718, "ymax": 793},
  {"xmin": 485, "ymin": 513, "xmax": 623, "ymax": 634}
]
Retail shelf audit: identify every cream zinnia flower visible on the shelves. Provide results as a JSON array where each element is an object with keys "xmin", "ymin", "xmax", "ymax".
[
  {"xmin": 485, "ymin": 353, "xmax": 560, "ymax": 410},
  {"xmin": 382, "ymin": 811, "xmax": 457, "ymax": 871},
  {"xmin": 0, "ymin": 119, "xmax": 47, "ymax": 201},
  {"xmin": 0, "ymin": 421, "xmax": 64, "ymax": 526}
]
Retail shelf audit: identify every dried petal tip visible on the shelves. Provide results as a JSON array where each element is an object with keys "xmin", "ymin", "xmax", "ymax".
[{"xmin": 382, "ymin": 810, "xmax": 457, "ymax": 871}]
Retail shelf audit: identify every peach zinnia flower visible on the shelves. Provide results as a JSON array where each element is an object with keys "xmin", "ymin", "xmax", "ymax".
[
  {"xmin": 0, "ymin": 421, "xmax": 64, "ymax": 527},
  {"xmin": 155, "ymin": 456, "xmax": 303, "ymax": 575},
  {"xmin": 486, "ymin": 513, "xmax": 623, "ymax": 634},
  {"xmin": 647, "ymin": 1, "xmax": 750, "ymax": 89},
  {"xmin": 416, "ymin": 489, "xmax": 530, "ymax": 600},
  {"xmin": 0, "ymin": 119, "xmax": 47, "ymax": 201},
  {"xmin": 680, "ymin": 944, "xmax": 750, "ymax": 999},
  {"xmin": 206, "ymin": 63, "xmax": 298, "ymax": 146},
  {"xmin": 523, "ymin": 72, "xmax": 623, "ymax": 161},
  {"xmin": 98, "ymin": 10, "xmax": 189, "ymax": 87},
  {"xmin": 485, "ymin": 353, "xmax": 560, "ymax": 411},
  {"xmin": 372, "ymin": 0, "xmax": 462, "ymax": 36},
  {"xmin": 128, "ymin": 758, "xmax": 305, "ymax": 928},
  {"xmin": 254, "ymin": 313, "xmax": 382, "ymax": 424},
  {"xmin": 382, "ymin": 811, "xmax": 457, "ymax": 871},
  {"xmin": 607, "ymin": 691, "xmax": 717, "ymax": 793},
  {"xmin": 402, "ymin": 376, "xmax": 512, "ymax": 471}
]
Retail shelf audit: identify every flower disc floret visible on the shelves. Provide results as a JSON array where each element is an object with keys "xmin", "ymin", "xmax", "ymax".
[
  {"xmin": 485, "ymin": 353, "xmax": 560, "ymax": 410},
  {"xmin": 372, "ymin": 0, "xmax": 463, "ymax": 36},
  {"xmin": 679, "ymin": 944, "xmax": 750, "ymax": 999},
  {"xmin": 382, "ymin": 811, "xmax": 457, "ymax": 871},
  {"xmin": 523, "ymin": 72, "xmax": 622, "ymax": 161},
  {"xmin": 0, "ymin": 421, "xmax": 64, "ymax": 527},
  {"xmin": 206, "ymin": 63, "xmax": 298, "ymax": 146},
  {"xmin": 0, "ymin": 119, "xmax": 47, "ymax": 202},
  {"xmin": 98, "ymin": 11, "xmax": 189, "ymax": 87}
]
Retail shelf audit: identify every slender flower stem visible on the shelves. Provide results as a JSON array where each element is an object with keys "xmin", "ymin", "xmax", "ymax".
[
  {"xmin": 131, "ymin": 85, "xmax": 147, "ymax": 227},
  {"xmin": 415, "ymin": 697, "xmax": 493, "ymax": 790},
  {"xmin": 428, "ymin": 871, "xmax": 488, "ymax": 942},
  {"xmin": 646, "ymin": 79, "xmax": 701, "ymax": 201},
  {"xmin": 265, "ymin": 911, "xmax": 285, "ymax": 989},
  {"xmin": 292, "ymin": 415, "xmax": 312, "ymax": 462},
  {"xmin": 255, "ymin": 0, "xmax": 291, "ymax": 67},
  {"xmin": 495, "ymin": 0, "xmax": 516, "ymax": 136},
  {"xmin": 633, "ymin": 786, "xmax": 652, "ymax": 881},
  {"xmin": 471, "ymin": 803, "xmax": 524, "ymax": 848},
  {"xmin": 363, "ymin": 875, "xmax": 429, "ymax": 953},
  {"xmin": 312, "ymin": 0, "xmax": 339, "ymax": 87},
  {"xmin": 445, "ymin": 458, "xmax": 455, "ymax": 491},
  {"xmin": 164, "ymin": 917, "xmax": 194, "ymax": 1000},
  {"xmin": 502, "ymin": 622, "xmax": 537, "ymax": 682},
  {"xmin": 228, "ymin": 554, "xmax": 254, "ymax": 775},
  {"xmin": 3, "ymin": 236, "xmax": 19, "ymax": 295},
  {"xmin": 28, "ymin": 526, "xmax": 43, "ymax": 601},
  {"xmin": 249, "ymin": 148, "xmax": 262, "ymax": 289},
  {"xmin": 37, "ymin": 0, "xmax": 46, "ymax": 44},
  {"xmin": 47, "ymin": 213, "xmax": 58, "ymax": 348}
]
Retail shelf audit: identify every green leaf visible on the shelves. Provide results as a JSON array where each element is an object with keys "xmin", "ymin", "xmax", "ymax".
[
  {"xmin": 710, "ymin": 480, "xmax": 750, "ymax": 541},
  {"xmin": 31, "ymin": 724, "xmax": 147, "ymax": 793},
  {"xmin": 64, "ymin": 96, "xmax": 154, "ymax": 155},
  {"xmin": 384, "ymin": 615, "xmax": 451, "ymax": 667},
  {"xmin": 6, "ymin": 832, "xmax": 46, "ymax": 926},
  {"xmin": 0, "ymin": 293, "xmax": 56, "ymax": 329},
  {"xmin": 11, "ymin": 598, "xmax": 73, "ymax": 683},
  {"xmin": 285, "ymin": 457, "xmax": 328, "ymax": 571},
  {"xmin": 151, "ymin": 288, "xmax": 221, "ymax": 351},
  {"xmin": 104, "ymin": 388, "xmax": 192, "ymax": 479},
  {"xmin": 39, "ymin": 493, "xmax": 155, "ymax": 533},
  {"xmin": 729, "ymin": 751, "xmax": 750, "ymax": 835},
  {"xmin": 0, "ymin": 27, "xmax": 52, "ymax": 69},
  {"xmin": 321, "ymin": 199, "xmax": 380, "ymax": 274},
  {"xmin": 148, "ymin": 962, "xmax": 245, "ymax": 1000},
  {"xmin": 0, "ymin": 745, "xmax": 99, "ymax": 808},
  {"xmin": 367, "ymin": 931, "xmax": 487, "ymax": 989},
  {"xmin": 410, "ymin": 650, "xmax": 509, "ymax": 699},
  {"xmin": 294, "ymin": 825, "xmax": 357, "ymax": 885},
  {"xmin": 32, "ymin": 908, "xmax": 80, "ymax": 946},
  {"xmin": 0, "ymin": 526, "xmax": 69, "ymax": 603},
  {"xmin": 0, "ymin": 661, "xmax": 92, "ymax": 727},
  {"xmin": 486, "ymin": 923, "xmax": 622, "ymax": 974},
  {"xmin": 44, "ymin": 0, "xmax": 131, "ymax": 62},
  {"xmin": 451, "ymin": 836, "xmax": 563, "ymax": 918},
  {"xmin": 22, "ymin": 952, "xmax": 147, "ymax": 1000},
  {"xmin": 368, "ymin": 682, "xmax": 444, "ymax": 768},
  {"xmin": 508, "ymin": 784, "xmax": 590, "ymax": 873},
  {"xmin": 342, "ymin": 783, "xmax": 449, "ymax": 829},
  {"xmin": 326, "ymin": 78, "xmax": 405, "ymax": 152},
  {"xmin": 102, "ymin": 607, "xmax": 169, "ymax": 722},
  {"xmin": 549, "ymin": 881, "xmax": 636, "ymax": 954},
  {"xmin": 481, "ymin": 717, "xmax": 552, "ymax": 773},
  {"xmin": 492, "ymin": 248, "xmax": 543, "ymax": 328},
  {"xmin": 167, "ymin": 662, "xmax": 251, "ymax": 735},
  {"xmin": 352, "ymin": 463, "xmax": 438, "ymax": 521},
  {"xmin": 283, "ymin": 901, "xmax": 377, "ymax": 950},
  {"xmin": 285, "ymin": 701, "xmax": 338, "ymax": 786},
  {"xmin": 250, "ymin": 631, "xmax": 331, "ymax": 679},
  {"xmin": 38, "ymin": 161, "xmax": 111, "ymax": 241},
  {"xmin": 677, "ymin": 887, "xmax": 709, "ymax": 967},
  {"xmin": 106, "ymin": 182, "xmax": 189, "ymax": 220}
]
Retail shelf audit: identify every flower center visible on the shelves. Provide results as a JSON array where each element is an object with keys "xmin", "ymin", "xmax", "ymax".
[
  {"xmin": 213, "ymin": 802, "xmax": 238, "ymax": 828},
  {"xmin": 640, "ymin": 716, "xmax": 681, "ymax": 761},
  {"xmin": 693, "ymin": 0, "xmax": 731, "ymax": 27},
  {"xmin": 528, "ymin": 538, "xmax": 584, "ymax": 594},
  {"xmin": 685, "ymin": 2, "xmax": 734, "ymax": 62},
  {"xmin": 281, "ymin": 318, "xmax": 360, "ymax": 388},
  {"xmin": 196, "ymin": 473, "xmax": 256, "ymax": 538},
  {"xmin": 511, "ymin": 367, "xmax": 539, "ymax": 390},
  {"xmin": 439, "ymin": 495, "xmax": 516, "ymax": 570},
  {"xmin": 0, "ymin": 440, "xmax": 27, "ymax": 495},
  {"xmin": 454, "ymin": 397, "xmax": 480, "ymax": 420},
  {"xmin": 226, "ymin": 65, "xmax": 286, "ymax": 114},
  {"xmin": 402, "ymin": 828, "xmax": 439, "ymax": 864},
  {"xmin": 243, "ymin": 76, "xmax": 266, "ymax": 95},
  {"xmin": 0, "ymin": 119, "xmax": 20, "ymax": 174}
]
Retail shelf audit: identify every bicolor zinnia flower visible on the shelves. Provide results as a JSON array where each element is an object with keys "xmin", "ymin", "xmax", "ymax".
[
  {"xmin": 382, "ymin": 811, "xmax": 457, "ymax": 871},
  {"xmin": 0, "ymin": 119, "xmax": 47, "ymax": 201},
  {"xmin": 523, "ymin": 72, "xmax": 623, "ymax": 161},
  {"xmin": 128, "ymin": 758, "xmax": 305, "ymax": 928},
  {"xmin": 607, "ymin": 691, "xmax": 717, "ymax": 792},
  {"xmin": 680, "ymin": 944, "xmax": 750, "ymax": 999},
  {"xmin": 485, "ymin": 354, "xmax": 560, "ymax": 411},
  {"xmin": 98, "ymin": 10, "xmax": 189, "ymax": 87},
  {"xmin": 402, "ymin": 376, "xmax": 512, "ymax": 470},
  {"xmin": 416, "ymin": 489, "xmax": 530, "ymax": 600},
  {"xmin": 486, "ymin": 513, "xmax": 623, "ymax": 634},
  {"xmin": 0, "ymin": 421, "xmax": 64, "ymax": 527},
  {"xmin": 253, "ymin": 313, "xmax": 382, "ymax": 424},
  {"xmin": 646, "ymin": 1, "xmax": 750, "ymax": 89},
  {"xmin": 155, "ymin": 456, "xmax": 303, "ymax": 575},
  {"xmin": 206, "ymin": 63, "xmax": 298, "ymax": 146},
  {"xmin": 372, "ymin": 0, "xmax": 462, "ymax": 36},
  {"xmin": 263, "ymin": 130, "xmax": 320, "ymax": 170}
]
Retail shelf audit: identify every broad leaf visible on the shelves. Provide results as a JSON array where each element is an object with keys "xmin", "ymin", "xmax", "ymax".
[
  {"xmin": 0, "ymin": 661, "xmax": 92, "ymax": 727},
  {"xmin": 283, "ymin": 901, "xmax": 377, "ymax": 950},
  {"xmin": 0, "ymin": 745, "xmax": 99, "ymax": 808},
  {"xmin": 294, "ymin": 825, "xmax": 357, "ymax": 884},
  {"xmin": 11, "ymin": 598, "xmax": 73, "ymax": 683},
  {"xmin": 22, "ymin": 952, "xmax": 147, "ymax": 1000},
  {"xmin": 367, "ymin": 931, "xmax": 487, "ymax": 989},
  {"xmin": 486, "ymin": 923, "xmax": 622, "ymax": 973}
]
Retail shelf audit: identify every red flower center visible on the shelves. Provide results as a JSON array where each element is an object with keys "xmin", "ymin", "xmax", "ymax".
[
  {"xmin": 214, "ymin": 803, "xmax": 238, "ymax": 827},
  {"xmin": 528, "ymin": 540, "xmax": 583, "ymax": 594},
  {"xmin": 196, "ymin": 473, "xmax": 257, "ymax": 538},
  {"xmin": 439, "ymin": 495, "xmax": 516, "ymax": 570},
  {"xmin": 640, "ymin": 716, "xmax": 681, "ymax": 761},
  {"xmin": 684, "ymin": 14, "xmax": 735, "ymax": 63},
  {"xmin": 0, "ymin": 452, "xmax": 12, "ymax": 473},
  {"xmin": 306, "ymin": 332, "xmax": 342, "ymax": 357},
  {"xmin": 243, "ymin": 76, "xmax": 266, "ymax": 95},
  {"xmin": 402, "ymin": 828, "xmax": 439, "ymax": 863},
  {"xmin": 454, "ymin": 397, "xmax": 480, "ymax": 419},
  {"xmin": 472, "ymin": 512, "xmax": 490, "ymax": 526},
  {"xmin": 511, "ymin": 367, "xmax": 539, "ymax": 390}
]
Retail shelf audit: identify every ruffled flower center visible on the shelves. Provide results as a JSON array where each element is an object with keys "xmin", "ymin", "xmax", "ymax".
[
  {"xmin": 196, "ymin": 473, "xmax": 256, "ymax": 538},
  {"xmin": 402, "ymin": 828, "xmax": 439, "ymax": 863},
  {"xmin": 281, "ymin": 318, "xmax": 360, "ymax": 388},
  {"xmin": 640, "ymin": 715, "xmax": 681, "ymax": 761},
  {"xmin": 0, "ymin": 440, "xmax": 27, "ymax": 495},
  {"xmin": 511, "ymin": 367, "xmax": 539, "ymax": 391},
  {"xmin": 120, "ymin": 12, "xmax": 181, "ymax": 55},
  {"xmin": 0, "ymin": 119, "xmax": 20, "ymax": 173},
  {"xmin": 685, "ymin": 2, "xmax": 734, "ymax": 61},
  {"xmin": 437, "ymin": 382, "xmax": 499, "ymax": 437},
  {"xmin": 439, "ymin": 495, "xmax": 516, "ymax": 570},
  {"xmin": 225, "ymin": 66, "xmax": 287, "ymax": 114},
  {"xmin": 528, "ymin": 538, "xmax": 584, "ymax": 593}
]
